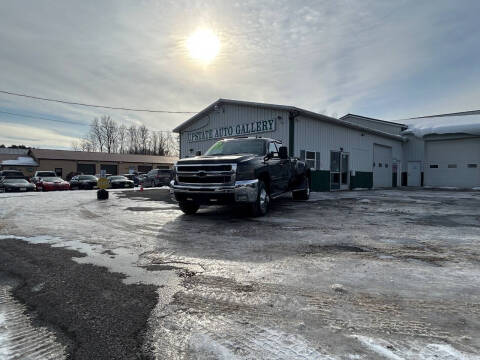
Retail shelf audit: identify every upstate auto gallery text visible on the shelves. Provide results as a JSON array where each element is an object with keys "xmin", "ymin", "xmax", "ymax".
[{"xmin": 187, "ymin": 118, "xmax": 276, "ymax": 143}]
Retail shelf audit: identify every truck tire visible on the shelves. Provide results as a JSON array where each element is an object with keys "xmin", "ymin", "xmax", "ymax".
[
  {"xmin": 179, "ymin": 201, "xmax": 200, "ymax": 215},
  {"xmin": 292, "ymin": 175, "xmax": 310, "ymax": 200},
  {"xmin": 250, "ymin": 180, "xmax": 270, "ymax": 217}
]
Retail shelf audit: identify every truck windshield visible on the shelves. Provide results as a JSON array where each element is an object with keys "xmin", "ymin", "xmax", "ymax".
[{"xmin": 204, "ymin": 139, "xmax": 265, "ymax": 156}]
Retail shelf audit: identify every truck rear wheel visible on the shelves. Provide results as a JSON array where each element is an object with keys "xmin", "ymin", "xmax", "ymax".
[
  {"xmin": 292, "ymin": 175, "xmax": 310, "ymax": 200},
  {"xmin": 250, "ymin": 180, "xmax": 270, "ymax": 217},
  {"xmin": 179, "ymin": 201, "xmax": 200, "ymax": 215}
]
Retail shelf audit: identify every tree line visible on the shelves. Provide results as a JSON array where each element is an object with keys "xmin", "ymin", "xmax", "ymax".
[{"xmin": 72, "ymin": 116, "xmax": 178, "ymax": 156}]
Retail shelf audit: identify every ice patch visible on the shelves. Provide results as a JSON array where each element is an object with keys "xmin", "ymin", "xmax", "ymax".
[
  {"xmin": 190, "ymin": 333, "xmax": 239, "ymax": 360},
  {"xmin": 358, "ymin": 199, "xmax": 371, "ymax": 203},
  {"xmin": 354, "ymin": 336, "xmax": 403, "ymax": 360},
  {"xmin": 354, "ymin": 335, "xmax": 480, "ymax": 360}
]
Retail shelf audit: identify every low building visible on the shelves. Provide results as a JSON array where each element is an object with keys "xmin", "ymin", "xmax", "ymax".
[
  {"xmin": 29, "ymin": 149, "xmax": 177, "ymax": 178},
  {"xmin": 402, "ymin": 110, "xmax": 480, "ymax": 189},
  {"xmin": 173, "ymin": 99, "xmax": 404, "ymax": 191},
  {"xmin": 0, "ymin": 148, "xmax": 38, "ymax": 177}
]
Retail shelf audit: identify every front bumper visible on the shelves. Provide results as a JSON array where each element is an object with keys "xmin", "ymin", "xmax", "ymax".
[{"xmin": 170, "ymin": 179, "xmax": 259, "ymax": 204}]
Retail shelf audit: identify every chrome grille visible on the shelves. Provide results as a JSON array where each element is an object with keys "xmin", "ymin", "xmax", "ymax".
[{"xmin": 175, "ymin": 163, "xmax": 237, "ymax": 185}]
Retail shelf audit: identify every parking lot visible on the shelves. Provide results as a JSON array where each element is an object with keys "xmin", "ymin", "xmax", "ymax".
[{"xmin": 1, "ymin": 188, "xmax": 479, "ymax": 359}]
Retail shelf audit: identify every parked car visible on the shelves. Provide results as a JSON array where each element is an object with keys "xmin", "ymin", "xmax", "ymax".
[
  {"xmin": 144, "ymin": 169, "xmax": 172, "ymax": 187},
  {"xmin": 0, "ymin": 170, "xmax": 26, "ymax": 179},
  {"xmin": 0, "ymin": 178, "xmax": 36, "ymax": 192},
  {"xmin": 70, "ymin": 175, "xmax": 98, "ymax": 190},
  {"xmin": 170, "ymin": 137, "xmax": 310, "ymax": 216},
  {"xmin": 36, "ymin": 177, "xmax": 70, "ymax": 191},
  {"xmin": 122, "ymin": 174, "xmax": 140, "ymax": 186},
  {"xmin": 31, "ymin": 171, "xmax": 58, "ymax": 184},
  {"xmin": 107, "ymin": 175, "xmax": 134, "ymax": 189},
  {"xmin": 137, "ymin": 173, "xmax": 147, "ymax": 185}
]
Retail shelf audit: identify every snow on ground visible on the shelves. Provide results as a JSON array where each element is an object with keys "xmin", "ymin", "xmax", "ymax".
[{"xmin": 1, "ymin": 188, "xmax": 480, "ymax": 359}]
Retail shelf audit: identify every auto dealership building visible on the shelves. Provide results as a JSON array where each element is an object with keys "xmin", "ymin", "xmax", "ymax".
[{"xmin": 173, "ymin": 99, "xmax": 480, "ymax": 191}]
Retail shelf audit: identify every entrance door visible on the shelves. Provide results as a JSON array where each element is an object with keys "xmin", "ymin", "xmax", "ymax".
[
  {"xmin": 407, "ymin": 161, "xmax": 421, "ymax": 186},
  {"xmin": 373, "ymin": 144, "xmax": 392, "ymax": 188},
  {"xmin": 331, "ymin": 151, "xmax": 350, "ymax": 190},
  {"xmin": 341, "ymin": 153, "xmax": 349, "ymax": 190},
  {"xmin": 330, "ymin": 151, "xmax": 341, "ymax": 190}
]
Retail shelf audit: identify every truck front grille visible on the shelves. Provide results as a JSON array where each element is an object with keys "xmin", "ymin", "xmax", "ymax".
[
  {"xmin": 177, "ymin": 165, "xmax": 232, "ymax": 172},
  {"xmin": 178, "ymin": 176, "xmax": 232, "ymax": 184},
  {"xmin": 176, "ymin": 163, "xmax": 237, "ymax": 185}
]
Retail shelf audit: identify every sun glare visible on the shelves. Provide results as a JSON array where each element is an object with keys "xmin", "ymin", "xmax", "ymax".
[{"xmin": 186, "ymin": 28, "xmax": 220, "ymax": 64}]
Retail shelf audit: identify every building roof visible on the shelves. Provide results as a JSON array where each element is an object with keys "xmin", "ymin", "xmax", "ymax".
[
  {"xmin": 173, "ymin": 99, "xmax": 404, "ymax": 141},
  {"xmin": 1, "ymin": 156, "xmax": 38, "ymax": 166},
  {"xmin": 30, "ymin": 149, "xmax": 177, "ymax": 163},
  {"xmin": 0, "ymin": 148, "xmax": 30, "ymax": 155},
  {"xmin": 340, "ymin": 113, "xmax": 407, "ymax": 128},
  {"xmin": 400, "ymin": 110, "xmax": 480, "ymax": 137}
]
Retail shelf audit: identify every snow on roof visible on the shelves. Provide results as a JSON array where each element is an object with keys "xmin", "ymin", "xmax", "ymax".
[
  {"xmin": 1, "ymin": 156, "xmax": 38, "ymax": 166},
  {"xmin": 402, "ymin": 111, "xmax": 480, "ymax": 138}
]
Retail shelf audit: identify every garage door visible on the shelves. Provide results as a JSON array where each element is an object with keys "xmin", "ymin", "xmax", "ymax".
[
  {"xmin": 425, "ymin": 138, "xmax": 480, "ymax": 188},
  {"xmin": 77, "ymin": 163, "xmax": 96, "ymax": 175},
  {"xmin": 100, "ymin": 164, "xmax": 118, "ymax": 176},
  {"xmin": 373, "ymin": 144, "xmax": 392, "ymax": 188}
]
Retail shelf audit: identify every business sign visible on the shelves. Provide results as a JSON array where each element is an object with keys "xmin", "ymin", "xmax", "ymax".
[{"xmin": 187, "ymin": 118, "xmax": 276, "ymax": 143}]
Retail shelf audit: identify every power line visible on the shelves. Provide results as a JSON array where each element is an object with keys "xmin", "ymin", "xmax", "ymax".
[
  {"xmin": 0, "ymin": 109, "xmax": 176, "ymax": 133},
  {"xmin": 0, "ymin": 90, "xmax": 198, "ymax": 114},
  {"xmin": 0, "ymin": 110, "xmax": 83, "ymax": 126}
]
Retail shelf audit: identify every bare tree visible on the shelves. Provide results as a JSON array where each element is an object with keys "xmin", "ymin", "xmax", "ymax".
[
  {"xmin": 73, "ymin": 116, "xmax": 178, "ymax": 156},
  {"xmin": 138, "ymin": 124, "xmax": 149, "ymax": 154},
  {"xmin": 71, "ymin": 140, "xmax": 80, "ymax": 151},
  {"xmin": 118, "ymin": 124, "xmax": 127, "ymax": 154},
  {"xmin": 100, "ymin": 115, "xmax": 118, "ymax": 153},
  {"xmin": 128, "ymin": 125, "xmax": 138, "ymax": 153}
]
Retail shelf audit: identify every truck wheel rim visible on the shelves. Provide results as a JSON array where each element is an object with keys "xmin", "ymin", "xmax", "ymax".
[{"xmin": 260, "ymin": 188, "xmax": 268, "ymax": 211}]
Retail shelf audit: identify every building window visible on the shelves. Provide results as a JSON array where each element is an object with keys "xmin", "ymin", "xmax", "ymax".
[
  {"xmin": 448, "ymin": 164, "xmax": 457, "ymax": 168},
  {"xmin": 378, "ymin": 163, "xmax": 382, "ymax": 168},
  {"xmin": 468, "ymin": 164, "xmax": 478, "ymax": 168},
  {"xmin": 430, "ymin": 164, "xmax": 438, "ymax": 168},
  {"xmin": 301, "ymin": 150, "xmax": 320, "ymax": 169},
  {"xmin": 55, "ymin": 168, "xmax": 62, "ymax": 177}
]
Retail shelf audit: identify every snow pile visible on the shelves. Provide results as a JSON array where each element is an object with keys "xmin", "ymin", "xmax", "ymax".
[
  {"xmin": 1, "ymin": 156, "xmax": 38, "ymax": 166},
  {"xmin": 402, "ymin": 113, "xmax": 480, "ymax": 138}
]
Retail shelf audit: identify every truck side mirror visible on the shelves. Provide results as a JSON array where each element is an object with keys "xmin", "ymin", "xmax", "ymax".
[
  {"xmin": 278, "ymin": 146, "xmax": 288, "ymax": 159},
  {"xmin": 195, "ymin": 150, "xmax": 202, "ymax": 156}
]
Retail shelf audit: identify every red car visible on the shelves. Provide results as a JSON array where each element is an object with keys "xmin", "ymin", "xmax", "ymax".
[{"xmin": 36, "ymin": 177, "xmax": 70, "ymax": 191}]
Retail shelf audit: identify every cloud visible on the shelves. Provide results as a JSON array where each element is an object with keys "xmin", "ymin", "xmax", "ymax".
[
  {"xmin": 0, "ymin": 0, "xmax": 479, "ymax": 148},
  {"xmin": 0, "ymin": 122, "xmax": 78, "ymax": 149}
]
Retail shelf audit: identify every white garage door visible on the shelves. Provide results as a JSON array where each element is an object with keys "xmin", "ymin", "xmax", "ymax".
[
  {"xmin": 373, "ymin": 144, "xmax": 392, "ymax": 188},
  {"xmin": 425, "ymin": 138, "xmax": 480, "ymax": 188}
]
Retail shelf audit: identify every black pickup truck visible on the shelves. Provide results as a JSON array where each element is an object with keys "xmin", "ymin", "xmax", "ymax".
[{"xmin": 170, "ymin": 137, "xmax": 311, "ymax": 216}]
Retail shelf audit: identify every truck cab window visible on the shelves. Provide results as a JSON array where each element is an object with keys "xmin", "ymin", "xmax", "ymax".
[{"xmin": 268, "ymin": 142, "xmax": 279, "ymax": 157}]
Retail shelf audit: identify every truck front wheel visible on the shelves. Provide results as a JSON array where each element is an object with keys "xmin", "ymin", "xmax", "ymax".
[
  {"xmin": 250, "ymin": 180, "xmax": 270, "ymax": 217},
  {"xmin": 292, "ymin": 175, "xmax": 310, "ymax": 200},
  {"xmin": 179, "ymin": 201, "xmax": 200, "ymax": 215}
]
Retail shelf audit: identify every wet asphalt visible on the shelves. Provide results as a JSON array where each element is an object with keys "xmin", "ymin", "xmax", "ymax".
[{"xmin": 0, "ymin": 238, "xmax": 158, "ymax": 360}]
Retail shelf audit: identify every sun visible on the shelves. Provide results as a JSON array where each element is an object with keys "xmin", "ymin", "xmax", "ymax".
[{"xmin": 186, "ymin": 28, "xmax": 220, "ymax": 64}]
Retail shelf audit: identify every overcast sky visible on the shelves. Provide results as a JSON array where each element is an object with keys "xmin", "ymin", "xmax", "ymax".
[{"xmin": 1, "ymin": 0, "xmax": 479, "ymax": 149}]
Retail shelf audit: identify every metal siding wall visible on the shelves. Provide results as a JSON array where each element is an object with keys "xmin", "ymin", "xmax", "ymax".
[
  {"xmin": 294, "ymin": 115, "xmax": 403, "ymax": 172},
  {"xmin": 402, "ymin": 135, "xmax": 425, "ymax": 172},
  {"xmin": 178, "ymin": 104, "xmax": 289, "ymax": 158},
  {"xmin": 342, "ymin": 117, "xmax": 404, "ymax": 135}
]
